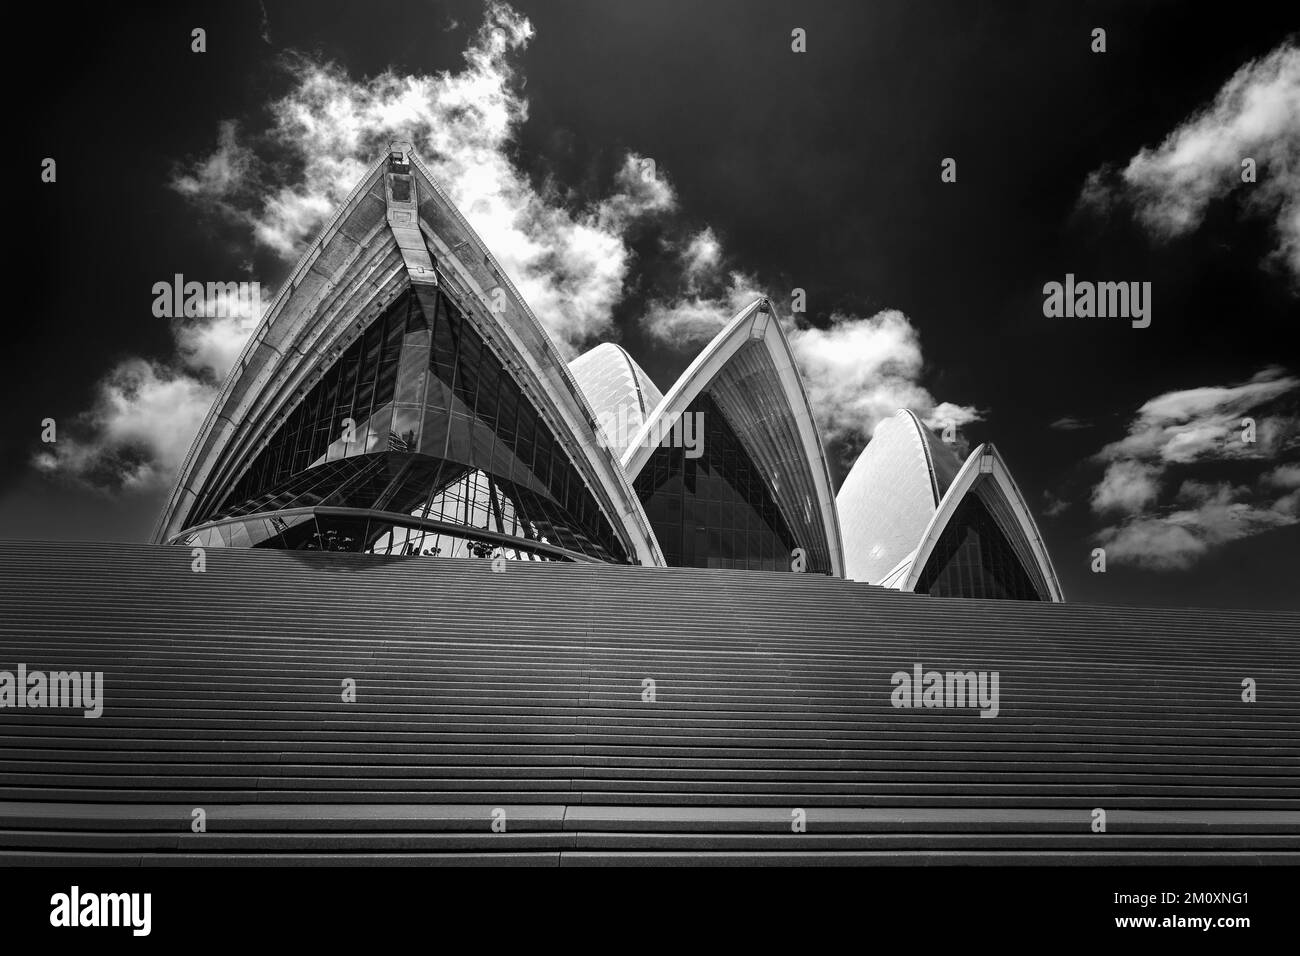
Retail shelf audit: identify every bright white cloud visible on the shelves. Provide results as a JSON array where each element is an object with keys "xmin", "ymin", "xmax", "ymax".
[
  {"xmin": 1088, "ymin": 367, "xmax": 1300, "ymax": 569},
  {"xmin": 1091, "ymin": 460, "xmax": 1162, "ymax": 516},
  {"xmin": 1264, "ymin": 462, "xmax": 1300, "ymax": 490},
  {"xmin": 33, "ymin": 359, "xmax": 220, "ymax": 493},
  {"xmin": 642, "ymin": 226, "xmax": 977, "ymax": 454},
  {"xmin": 174, "ymin": 3, "xmax": 673, "ymax": 355},
  {"xmin": 34, "ymin": 289, "xmax": 270, "ymax": 493},
  {"xmin": 680, "ymin": 227, "xmax": 722, "ymax": 287},
  {"xmin": 1097, "ymin": 480, "xmax": 1299, "ymax": 571},
  {"xmin": 1096, "ymin": 366, "xmax": 1298, "ymax": 465},
  {"xmin": 787, "ymin": 311, "xmax": 981, "ymax": 452},
  {"xmin": 1079, "ymin": 41, "xmax": 1300, "ymax": 282},
  {"xmin": 175, "ymin": 287, "xmax": 266, "ymax": 379},
  {"xmin": 641, "ymin": 271, "xmax": 764, "ymax": 345},
  {"xmin": 643, "ymin": 260, "xmax": 980, "ymax": 455},
  {"xmin": 1095, "ymin": 518, "xmax": 1208, "ymax": 571}
]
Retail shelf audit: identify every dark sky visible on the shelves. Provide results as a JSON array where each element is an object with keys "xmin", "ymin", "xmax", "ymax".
[{"xmin": 5, "ymin": 0, "xmax": 1298, "ymax": 609}]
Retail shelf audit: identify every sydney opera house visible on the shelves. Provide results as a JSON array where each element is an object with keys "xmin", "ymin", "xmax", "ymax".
[
  {"xmin": 2, "ymin": 144, "xmax": 1296, "ymax": 866},
  {"xmin": 153, "ymin": 142, "xmax": 1060, "ymax": 603}
]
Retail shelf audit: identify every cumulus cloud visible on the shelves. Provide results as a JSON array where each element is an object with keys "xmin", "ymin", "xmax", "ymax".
[
  {"xmin": 1097, "ymin": 480, "xmax": 1298, "ymax": 571},
  {"xmin": 33, "ymin": 289, "xmax": 267, "ymax": 493},
  {"xmin": 33, "ymin": 361, "xmax": 219, "ymax": 493},
  {"xmin": 1091, "ymin": 460, "xmax": 1162, "ymax": 515},
  {"xmin": 173, "ymin": 3, "xmax": 673, "ymax": 354},
  {"xmin": 1264, "ymin": 462, "xmax": 1300, "ymax": 489},
  {"xmin": 1088, "ymin": 366, "xmax": 1300, "ymax": 569},
  {"xmin": 173, "ymin": 288, "xmax": 266, "ymax": 380},
  {"xmin": 644, "ymin": 268, "xmax": 981, "ymax": 455},
  {"xmin": 786, "ymin": 311, "xmax": 982, "ymax": 453},
  {"xmin": 1078, "ymin": 40, "xmax": 1300, "ymax": 283},
  {"xmin": 1095, "ymin": 518, "xmax": 1207, "ymax": 571},
  {"xmin": 641, "ymin": 271, "xmax": 764, "ymax": 344},
  {"xmin": 1096, "ymin": 365, "xmax": 1298, "ymax": 465},
  {"xmin": 641, "ymin": 219, "xmax": 977, "ymax": 455},
  {"xmin": 680, "ymin": 227, "xmax": 723, "ymax": 287}
]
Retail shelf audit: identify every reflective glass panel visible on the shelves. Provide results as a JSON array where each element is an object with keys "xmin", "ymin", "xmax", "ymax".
[
  {"xmin": 914, "ymin": 493, "xmax": 1041, "ymax": 600},
  {"xmin": 633, "ymin": 392, "xmax": 802, "ymax": 571}
]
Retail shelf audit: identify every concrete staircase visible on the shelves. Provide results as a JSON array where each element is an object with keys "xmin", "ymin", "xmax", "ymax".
[{"xmin": 0, "ymin": 540, "xmax": 1296, "ymax": 865}]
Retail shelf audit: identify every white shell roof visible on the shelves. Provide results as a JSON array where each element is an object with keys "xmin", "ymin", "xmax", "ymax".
[
  {"xmin": 837, "ymin": 410, "xmax": 963, "ymax": 584},
  {"xmin": 568, "ymin": 343, "xmax": 664, "ymax": 459}
]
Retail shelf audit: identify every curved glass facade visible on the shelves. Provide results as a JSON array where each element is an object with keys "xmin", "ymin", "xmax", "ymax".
[
  {"xmin": 189, "ymin": 287, "xmax": 626, "ymax": 562},
  {"xmin": 630, "ymin": 333, "xmax": 834, "ymax": 574},
  {"xmin": 178, "ymin": 511, "xmax": 564, "ymax": 561},
  {"xmin": 200, "ymin": 451, "xmax": 608, "ymax": 559},
  {"xmin": 914, "ymin": 493, "xmax": 1040, "ymax": 601},
  {"xmin": 633, "ymin": 392, "xmax": 808, "ymax": 572}
]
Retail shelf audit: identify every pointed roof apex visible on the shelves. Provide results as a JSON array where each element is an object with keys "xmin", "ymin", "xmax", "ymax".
[
  {"xmin": 626, "ymin": 296, "xmax": 845, "ymax": 575},
  {"xmin": 155, "ymin": 144, "xmax": 665, "ymax": 566},
  {"xmin": 902, "ymin": 441, "xmax": 1065, "ymax": 601}
]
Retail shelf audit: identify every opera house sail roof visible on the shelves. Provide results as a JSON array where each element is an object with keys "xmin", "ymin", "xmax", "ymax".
[
  {"xmin": 614, "ymin": 299, "xmax": 844, "ymax": 576},
  {"xmin": 838, "ymin": 411, "xmax": 1063, "ymax": 601},
  {"xmin": 568, "ymin": 343, "xmax": 664, "ymax": 460},
  {"xmin": 837, "ymin": 409, "xmax": 957, "ymax": 586},
  {"xmin": 154, "ymin": 143, "xmax": 664, "ymax": 567},
  {"xmin": 902, "ymin": 443, "xmax": 1064, "ymax": 601},
  {"xmin": 156, "ymin": 144, "xmax": 1059, "ymax": 599}
]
